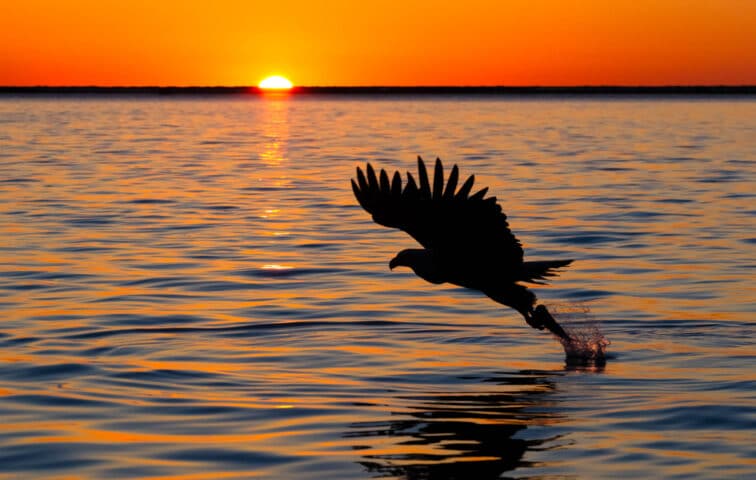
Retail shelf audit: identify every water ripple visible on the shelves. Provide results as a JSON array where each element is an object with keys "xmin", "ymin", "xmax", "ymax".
[{"xmin": 0, "ymin": 96, "xmax": 753, "ymax": 479}]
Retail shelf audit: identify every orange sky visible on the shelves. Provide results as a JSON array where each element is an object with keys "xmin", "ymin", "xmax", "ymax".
[{"xmin": 1, "ymin": 0, "xmax": 755, "ymax": 86}]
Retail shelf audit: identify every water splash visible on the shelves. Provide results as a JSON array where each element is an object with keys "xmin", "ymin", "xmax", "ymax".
[{"xmin": 547, "ymin": 303, "xmax": 610, "ymax": 365}]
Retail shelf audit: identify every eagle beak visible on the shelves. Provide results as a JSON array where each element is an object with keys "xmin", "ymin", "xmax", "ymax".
[{"xmin": 389, "ymin": 256, "xmax": 399, "ymax": 270}]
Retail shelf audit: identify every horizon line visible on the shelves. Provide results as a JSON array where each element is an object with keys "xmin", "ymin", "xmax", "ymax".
[{"xmin": 1, "ymin": 85, "xmax": 754, "ymax": 95}]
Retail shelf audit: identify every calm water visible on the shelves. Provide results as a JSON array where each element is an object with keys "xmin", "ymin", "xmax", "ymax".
[{"xmin": 0, "ymin": 96, "xmax": 754, "ymax": 479}]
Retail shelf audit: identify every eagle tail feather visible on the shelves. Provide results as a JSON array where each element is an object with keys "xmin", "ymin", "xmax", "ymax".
[{"xmin": 521, "ymin": 259, "xmax": 573, "ymax": 284}]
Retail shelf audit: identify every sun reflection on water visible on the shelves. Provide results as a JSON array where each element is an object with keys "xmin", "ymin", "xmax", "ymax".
[{"xmin": 259, "ymin": 97, "xmax": 289, "ymax": 168}]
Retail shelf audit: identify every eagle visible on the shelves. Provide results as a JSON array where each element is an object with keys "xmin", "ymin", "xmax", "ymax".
[{"xmin": 351, "ymin": 156, "xmax": 572, "ymax": 341}]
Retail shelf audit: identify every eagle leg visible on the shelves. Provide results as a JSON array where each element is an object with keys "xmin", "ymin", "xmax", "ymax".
[{"xmin": 532, "ymin": 305, "xmax": 571, "ymax": 341}]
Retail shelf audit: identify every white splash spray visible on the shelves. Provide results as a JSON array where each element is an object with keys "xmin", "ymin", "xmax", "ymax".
[{"xmin": 547, "ymin": 302, "xmax": 610, "ymax": 363}]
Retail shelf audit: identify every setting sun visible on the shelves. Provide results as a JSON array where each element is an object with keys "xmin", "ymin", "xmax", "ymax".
[{"xmin": 259, "ymin": 75, "xmax": 293, "ymax": 90}]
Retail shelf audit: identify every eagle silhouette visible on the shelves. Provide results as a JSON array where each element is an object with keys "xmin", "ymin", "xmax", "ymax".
[{"xmin": 351, "ymin": 156, "xmax": 572, "ymax": 340}]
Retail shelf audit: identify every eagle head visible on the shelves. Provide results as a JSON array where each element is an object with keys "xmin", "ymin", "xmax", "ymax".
[
  {"xmin": 389, "ymin": 249, "xmax": 445, "ymax": 285},
  {"xmin": 389, "ymin": 249, "xmax": 424, "ymax": 270}
]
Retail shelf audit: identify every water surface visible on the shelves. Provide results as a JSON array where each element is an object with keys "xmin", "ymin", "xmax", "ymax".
[{"xmin": 0, "ymin": 96, "xmax": 754, "ymax": 479}]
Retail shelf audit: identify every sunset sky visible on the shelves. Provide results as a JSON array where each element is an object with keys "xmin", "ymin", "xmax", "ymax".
[{"xmin": 2, "ymin": 0, "xmax": 755, "ymax": 86}]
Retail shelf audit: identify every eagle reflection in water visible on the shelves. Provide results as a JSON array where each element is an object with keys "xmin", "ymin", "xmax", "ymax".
[{"xmin": 345, "ymin": 372, "xmax": 563, "ymax": 479}]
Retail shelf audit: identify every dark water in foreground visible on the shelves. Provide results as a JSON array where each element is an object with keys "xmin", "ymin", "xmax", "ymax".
[{"xmin": 0, "ymin": 96, "xmax": 754, "ymax": 479}]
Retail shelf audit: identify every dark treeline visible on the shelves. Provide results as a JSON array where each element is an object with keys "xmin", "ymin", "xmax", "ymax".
[{"xmin": 1, "ymin": 85, "xmax": 754, "ymax": 96}]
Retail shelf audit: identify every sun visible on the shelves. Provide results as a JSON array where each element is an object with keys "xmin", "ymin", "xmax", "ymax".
[{"xmin": 259, "ymin": 75, "xmax": 293, "ymax": 90}]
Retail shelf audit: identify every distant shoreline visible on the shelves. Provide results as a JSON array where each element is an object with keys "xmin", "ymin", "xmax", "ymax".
[{"xmin": 1, "ymin": 86, "xmax": 754, "ymax": 96}]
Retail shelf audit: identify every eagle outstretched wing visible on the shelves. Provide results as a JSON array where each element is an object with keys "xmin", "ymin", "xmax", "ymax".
[{"xmin": 351, "ymin": 157, "xmax": 524, "ymax": 267}]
